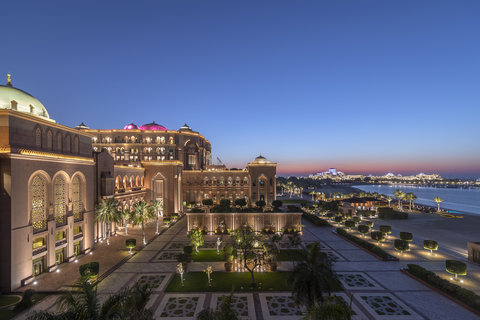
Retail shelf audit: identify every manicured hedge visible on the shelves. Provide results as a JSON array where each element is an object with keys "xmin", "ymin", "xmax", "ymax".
[
  {"xmin": 371, "ymin": 231, "xmax": 386, "ymax": 243},
  {"xmin": 344, "ymin": 220, "xmax": 355, "ymax": 229},
  {"xmin": 446, "ymin": 260, "xmax": 467, "ymax": 276},
  {"xmin": 302, "ymin": 212, "xmax": 331, "ymax": 227},
  {"xmin": 379, "ymin": 225, "xmax": 392, "ymax": 235},
  {"xmin": 365, "ymin": 220, "xmax": 374, "ymax": 228},
  {"xmin": 406, "ymin": 264, "xmax": 480, "ymax": 312},
  {"xmin": 336, "ymin": 228, "xmax": 398, "ymax": 261},
  {"xmin": 352, "ymin": 216, "xmax": 361, "ymax": 224},
  {"xmin": 334, "ymin": 216, "xmax": 343, "ymax": 223},
  {"xmin": 400, "ymin": 232, "xmax": 413, "ymax": 242},
  {"xmin": 394, "ymin": 239, "xmax": 409, "ymax": 252},
  {"xmin": 358, "ymin": 210, "xmax": 375, "ymax": 218},
  {"xmin": 358, "ymin": 225, "xmax": 369, "ymax": 235},
  {"xmin": 378, "ymin": 207, "xmax": 408, "ymax": 219},
  {"xmin": 424, "ymin": 240, "xmax": 438, "ymax": 252}
]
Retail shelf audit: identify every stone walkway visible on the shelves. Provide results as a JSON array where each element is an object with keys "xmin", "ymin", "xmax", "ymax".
[{"xmin": 15, "ymin": 218, "xmax": 480, "ymax": 319}]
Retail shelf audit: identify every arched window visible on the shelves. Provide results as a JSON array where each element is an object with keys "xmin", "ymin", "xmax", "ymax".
[
  {"xmin": 31, "ymin": 175, "xmax": 47, "ymax": 232},
  {"xmin": 56, "ymin": 133, "xmax": 63, "ymax": 152},
  {"xmin": 228, "ymin": 177, "xmax": 233, "ymax": 185},
  {"xmin": 54, "ymin": 176, "xmax": 67, "ymax": 226},
  {"xmin": 72, "ymin": 176, "xmax": 83, "ymax": 221},
  {"xmin": 220, "ymin": 177, "xmax": 225, "ymax": 185},
  {"xmin": 10, "ymin": 100, "xmax": 18, "ymax": 110},
  {"xmin": 204, "ymin": 177, "xmax": 209, "ymax": 185},
  {"xmin": 73, "ymin": 136, "xmax": 79, "ymax": 154},
  {"xmin": 35, "ymin": 127, "xmax": 42, "ymax": 148},
  {"xmin": 236, "ymin": 177, "xmax": 240, "ymax": 185},
  {"xmin": 65, "ymin": 135, "xmax": 71, "ymax": 153},
  {"xmin": 169, "ymin": 137, "xmax": 174, "ymax": 144},
  {"xmin": 46, "ymin": 130, "xmax": 53, "ymax": 150},
  {"xmin": 243, "ymin": 177, "xmax": 248, "ymax": 185},
  {"xmin": 131, "ymin": 136, "xmax": 136, "ymax": 143}
]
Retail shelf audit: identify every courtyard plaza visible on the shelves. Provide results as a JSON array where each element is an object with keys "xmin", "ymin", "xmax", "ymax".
[{"xmin": 13, "ymin": 217, "xmax": 480, "ymax": 320}]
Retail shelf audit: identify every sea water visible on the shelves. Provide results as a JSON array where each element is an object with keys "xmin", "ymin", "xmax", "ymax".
[{"xmin": 353, "ymin": 184, "xmax": 480, "ymax": 215}]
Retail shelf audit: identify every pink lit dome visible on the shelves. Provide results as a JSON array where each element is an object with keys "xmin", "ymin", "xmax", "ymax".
[
  {"xmin": 124, "ymin": 122, "xmax": 139, "ymax": 130},
  {"xmin": 139, "ymin": 120, "xmax": 167, "ymax": 131}
]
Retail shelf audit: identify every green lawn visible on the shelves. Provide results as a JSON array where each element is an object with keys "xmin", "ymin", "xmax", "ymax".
[
  {"xmin": 165, "ymin": 271, "xmax": 293, "ymax": 292},
  {"xmin": 0, "ymin": 295, "xmax": 21, "ymax": 307},
  {"xmin": 192, "ymin": 250, "xmax": 225, "ymax": 262},
  {"xmin": 277, "ymin": 249, "xmax": 304, "ymax": 261}
]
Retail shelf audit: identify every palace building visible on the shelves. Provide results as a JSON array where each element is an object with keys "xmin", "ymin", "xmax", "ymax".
[{"xmin": 0, "ymin": 76, "xmax": 281, "ymax": 292}]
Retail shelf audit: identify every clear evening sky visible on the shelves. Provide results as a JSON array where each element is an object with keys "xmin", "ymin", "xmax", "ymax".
[{"xmin": 2, "ymin": 1, "xmax": 480, "ymax": 178}]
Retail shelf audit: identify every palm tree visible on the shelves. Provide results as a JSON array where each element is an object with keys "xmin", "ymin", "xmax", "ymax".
[
  {"xmin": 303, "ymin": 295, "xmax": 352, "ymax": 320},
  {"xmin": 394, "ymin": 190, "xmax": 405, "ymax": 211},
  {"xmin": 433, "ymin": 196, "xmax": 444, "ymax": 212},
  {"xmin": 132, "ymin": 201, "xmax": 155, "ymax": 245},
  {"xmin": 149, "ymin": 200, "xmax": 163, "ymax": 235},
  {"xmin": 95, "ymin": 199, "xmax": 122, "ymax": 245},
  {"xmin": 290, "ymin": 242, "xmax": 338, "ymax": 310},
  {"xmin": 404, "ymin": 193, "xmax": 417, "ymax": 211},
  {"xmin": 124, "ymin": 208, "xmax": 132, "ymax": 235},
  {"xmin": 27, "ymin": 276, "xmax": 153, "ymax": 320},
  {"xmin": 309, "ymin": 191, "xmax": 316, "ymax": 201},
  {"xmin": 385, "ymin": 196, "xmax": 393, "ymax": 207}
]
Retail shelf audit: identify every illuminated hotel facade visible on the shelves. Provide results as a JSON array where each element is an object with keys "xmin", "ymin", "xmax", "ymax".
[{"xmin": 0, "ymin": 76, "xmax": 278, "ymax": 292}]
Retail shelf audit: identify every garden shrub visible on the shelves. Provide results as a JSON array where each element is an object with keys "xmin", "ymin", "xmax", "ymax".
[
  {"xmin": 190, "ymin": 208, "xmax": 205, "ymax": 213},
  {"xmin": 365, "ymin": 220, "xmax": 374, "ymax": 228},
  {"xmin": 406, "ymin": 264, "xmax": 480, "ymax": 312},
  {"xmin": 343, "ymin": 211, "xmax": 353, "ymax": 219},
  {"xmin": 344, "ymin": 220, "xmax": 355, "ymax": 229},
  {"xmin": 183, "ymin": 245, "xmax": 193, "ymax": 256},
  {"xmin": 371, "ymin": 231, "xmax": 386, "ymax": 243},
  {"xmin": 379, "ymin": 225, "xmax": 392, "ymax": 235},
  {"xmin": 125, "ymin": 239, "xmax": 136, "ymax": 250},
  {"xmin": 423, "ymin": 240, "xmax": 438, "ymax": 252},
  {"xmin": 325, "ymin": 212, "xmax": 335, "ymax": 219},
  {"xmin": 394, "ymin": 239, "xmax": 409, "ymax": 252},
  {"xmin": 378, "ymin": 207, "xmax": 408, "ymax": 219},
  {"xmin": 14, "ymin": 289, "xmax": 35, "ymax": 311},
  {"xmin": 358, "ymin": 210, "xmax": 375, "ymax": 218},
  {"xmin": 352, "ymin": 216, "xmax": 361, "ymax": 224},
  {"xmin": 400, "ymin": 232, "xmax": 413, "ymax": 241},
  {"xmin": 446, "ymin": 260, "xmax": 467, "ymax": 276},
  {"xmin": 334, "ymin": 216, "xmax": 343, "ymax": 223},
  {"xmin": 163, "ymin": 217, "xmax": 171, "ymax": 225},
  {"xmin": 336, "ymin": 228, "xmax": 397, "ymax": 261},
  {"xmin": 170, "ymin": 213, "xmax": 179, "ymax": 220},
  {"xmin": 79, "ymin": 262, "xmax": 99, "ymax": 279},
  {"xmin": 358, "ymin": 225, "xmax": 369, "ymax": 235}
]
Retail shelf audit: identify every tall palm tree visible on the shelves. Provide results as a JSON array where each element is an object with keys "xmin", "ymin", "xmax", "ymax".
[
  {"xmin": 385, "ymin": 196, "xmax": 393, "ymax": 207},
  {"xmin": 289, "ymin": 242, "xmax": 339, "ymax": 310},
  {"xmin": 132, "ymin": 201, "xmax": 154, "ymax": 245},
  {"xmin": 95, "ymin": 198, "xmax": 122, "ymax": 245},
  {"xmin": 149, "ymin": 200, "xmax": 163, "ymax": 235},
  {"xmin": 309, "ymin": 191, "xmax": 316, "ymax": 201},
  {"xmin": 394, "ymin": 190, "xmax": 405, "ymax": 211},
  {"xmin": 433, "ymin": 196, "xmax": 444, "ymax": 212},
  {"xmin": 123, "ymin": 208, "xmax": 133, "ymax": 235},
  {"xmin": 27, "ymin": 276, "xmax": 153, "ymax": 320}
]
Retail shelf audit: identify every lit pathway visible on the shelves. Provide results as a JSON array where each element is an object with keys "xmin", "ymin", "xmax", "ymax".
[{"xmin": 303, "ymin": 220, "xmax": 479, "ymax": 320}]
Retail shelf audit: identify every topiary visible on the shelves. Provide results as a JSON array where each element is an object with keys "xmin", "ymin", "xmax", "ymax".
[
  {"xmin": 394, "ymin": 239, "xmax": 410, "ymax": 253},
  {"xmin": 79, "ymin": 262, "xmax": 99, "ymax": 280},
  {"xmin": 344, "ymin": 220, "xmax": 355, "ymax": 230},
  {"xmin": 353, "ymin": 216, "xmax": 361, "ymax": 224},
  {"xmin": 379, "ymin": 225, "xmax": 392, "ymax": 235},
  {"xmin": 365, "ymin": 220, "xmax": 374, "ymax": 228},
  {"xmin": 126, "ymin": 239, "xmax": 136, "ymax": 253},
  {"xmin": 163, "ymin": 217, "xmax": 171, "ymax": 226},
  {"xmin": 446, "ymin": 260, "xmax": 467, "ymax": 279},
  {"xmin": 371, "ymin": 231, "xmax": 386, "ymax": 243},
  {"xmin": 358, "ymin": 225, "xmax": 369, "ymax": 235},
  {"xmin": 14, "ymin": 289, "xmax": 35, "ymax": 311},
  {"xmin": 423, "ymin": 240, "xmax": 438, "ymax": 253},
  {"xmin": 400, "ymin": 232, "xmax": 413, "ymax": 242},
  {"xmin": 334, "ymin": 216, "xmax": 343, "ymax": 223}
]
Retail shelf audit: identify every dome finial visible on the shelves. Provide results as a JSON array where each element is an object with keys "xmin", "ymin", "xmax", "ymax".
[{"xmin": 6, "ymin": 74, "xmax": 12, "ymax": 87}]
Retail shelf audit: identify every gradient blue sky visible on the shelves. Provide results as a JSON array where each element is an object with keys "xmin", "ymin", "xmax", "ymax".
[{"xmin": 3, "ymin": 1, "xmax": 480, "ymax": 178}]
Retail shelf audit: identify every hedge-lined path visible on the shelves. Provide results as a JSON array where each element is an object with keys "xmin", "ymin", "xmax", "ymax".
[{"xmin": 303, "ymin": 220, "xmax": 479, "ymax": 320}]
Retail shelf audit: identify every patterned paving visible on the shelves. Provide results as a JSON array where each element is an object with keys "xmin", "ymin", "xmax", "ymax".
[
  {"xmin": 354, "ymin": 293, "xmax": 422, "ymax": 319},
  {"xmin": 155, "ymin": 251, "xmax": 181, "ymax": 261},
  {"xmin": 337, "ymin": 272, "xmax": 382, "ymax": 290},
  {"xmin": 259, "ymin": 293, "xmax": 305, "ymax": 320},
  {"xmin": 210, "ymin": 293, "xmax": 255, "ymax": 319},
  {"xmin": 155, "ymin": 294, "xmax": 205, "ymax": 319}
]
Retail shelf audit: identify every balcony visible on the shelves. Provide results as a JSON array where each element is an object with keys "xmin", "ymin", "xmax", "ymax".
[
  {"xmin": 55, "ymin": 239, "xmax": 67, "ymax": 247},
  {"xmin": 32, "ymin": 246, "xmax": 47, "ymax": 256},
  {"xmin": 74, "ymin": 233, "xmax": 83, "ymax": 240}
]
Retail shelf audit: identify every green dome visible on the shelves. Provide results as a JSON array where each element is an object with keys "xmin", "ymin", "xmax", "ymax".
[{"xmin": 0, "ymin": 76, "xmax": 51, "ymax": 121}]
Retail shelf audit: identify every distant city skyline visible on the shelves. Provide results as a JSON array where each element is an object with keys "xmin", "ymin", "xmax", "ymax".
[{"xmin": 3, "ymin": 1, "xmax": 480, "ymax": 179}]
